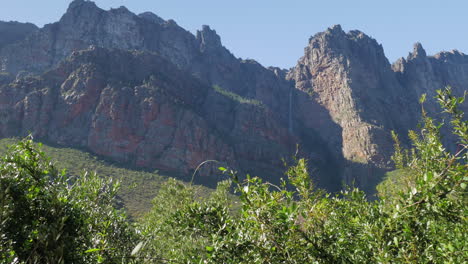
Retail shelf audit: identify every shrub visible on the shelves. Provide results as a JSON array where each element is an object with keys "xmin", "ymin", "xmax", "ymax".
[{"xmin": 0, "ymin": 137, "xmax": 137, "ymax": 263}]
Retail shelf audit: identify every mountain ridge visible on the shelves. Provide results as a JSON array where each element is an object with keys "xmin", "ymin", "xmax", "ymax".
[{"xmin": 0, "ymin": 0, "xmax": 466, "ymax": 192}]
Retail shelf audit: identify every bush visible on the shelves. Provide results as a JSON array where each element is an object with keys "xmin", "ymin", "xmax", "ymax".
[{"xmin": 0, "ymin": 137, "xmax": 137, "ymax": 263}]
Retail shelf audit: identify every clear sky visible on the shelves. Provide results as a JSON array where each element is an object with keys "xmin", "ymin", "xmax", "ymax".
[{"xmin": 1, "ymin": 0, "xmax": 466, "ymax": 69}]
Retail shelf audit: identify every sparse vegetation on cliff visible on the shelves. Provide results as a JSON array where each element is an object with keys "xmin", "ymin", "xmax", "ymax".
[{"xmin": 213, "ymin": 84, "xmax": 264, "ymax": 107}]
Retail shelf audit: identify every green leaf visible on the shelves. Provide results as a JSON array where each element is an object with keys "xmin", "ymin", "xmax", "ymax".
[
  {"xmin": 419, "ymin": 94, "xmax": 427, "ymax": 104},
  {"xmin": 84, "ymin": 248, "xmax": 101, "ymax": 253},
  {"xmin": 205, "ymin": 246, "xmax": 214, "ymax": 252}
]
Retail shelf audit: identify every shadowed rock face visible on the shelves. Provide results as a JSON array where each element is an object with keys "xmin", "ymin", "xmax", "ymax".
[
  {"xmin": 393, "ymin": 44, "xmax": 468, "ymax": 115},
  {"xmin": 0, "ymin": 1, "xmax": 466, "ymax": 192},
  {"xmin": 0, "ymin": 21, "xmax": 38, "ymax": 50}
]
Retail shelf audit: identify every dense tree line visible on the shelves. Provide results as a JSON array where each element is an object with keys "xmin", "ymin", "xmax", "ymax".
[{"xmin": 1, "ymin": 88, "xmax": 466, "ymax": 263}]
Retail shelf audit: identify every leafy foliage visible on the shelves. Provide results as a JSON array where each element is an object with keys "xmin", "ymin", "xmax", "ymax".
[
  {"xmin": 0, "ymin": 139, "xmax": 215, "ymax": 219},
  {"xmin": 0, "ymin": 138, "xmax": 137, "ymax": 263}
]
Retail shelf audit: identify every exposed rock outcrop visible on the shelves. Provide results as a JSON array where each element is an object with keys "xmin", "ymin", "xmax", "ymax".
[{"xmin": 393, "ymin": 43, "xmax": 468, "ymax": 114}]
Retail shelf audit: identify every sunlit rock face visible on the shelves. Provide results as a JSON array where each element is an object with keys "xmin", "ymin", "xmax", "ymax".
[
  {"xmin": 288, "ymin": 26, "xmax": 468, "ymax": 188},
  {"xmin": 0, "ymin": 1, "xmax": 466, "ymax": 192}
]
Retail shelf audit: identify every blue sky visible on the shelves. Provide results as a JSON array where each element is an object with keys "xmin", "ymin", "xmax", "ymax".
[{"xmin": 1, "ymin": 0, "xmax": 466, "ymax": 69}]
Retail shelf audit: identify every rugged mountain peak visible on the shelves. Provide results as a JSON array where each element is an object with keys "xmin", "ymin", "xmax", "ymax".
[
  {"xmin": 67, "ymin": 0, "xmax": 85, "ymax": 7},
  {"xmin": 408, "ymin": 42, "xmax": 427, "ymax": 60},
  {"xmin": 289, "ymin": 25, "xmax": 416, "ymax": 188},
  {"xmin": 60, "ymin": 0, "xmax": 103, "ymax": 25},
  {"xmin": 111, "ymin": 6, "xmax": 131, "ymax": 13},
  {"xmin": 196, "ymin": 25, "xmax": 222, "ymax": 51},
  {"xmin": 64, "ymin": 0, "xmax": 135, "ymax": 21},
  {"xmin": 304, "ymin": 24, "xmax": 387, "ymax": 68},
  {"xmin": 65, "ymin": 0, "xmax": 100, "ymax": 16},
  {"xmin": 392, "ymin": 57, "xmax": 406, "ymax": 72},
  {"xmin": 396, "ymin": 43, "xmax": 468, "ymax": 112},
  {"xmin": 138, "ymin": 12, "xmax": 165, "ymax": 25},
  {"xmin": 67, "ymin": 0, "xmax": 97, "ymax": 9},
  {"xmin": 0, "ymin": 21, "xmax": 38, "ymax": 49},
  {"xmin": 307, "ymin": 24, "xmax": 345, "ymax": 48},
  {"xmin": 1, "ymin": 0, "xmax": 232, "ymax": 74},
  {"xmin": 327, "ymin": 24, "xmax": 344, "ymax": 35},
  {"xmin": 433, "ymin": 49, "xmax": 467, "ymax": 61}
]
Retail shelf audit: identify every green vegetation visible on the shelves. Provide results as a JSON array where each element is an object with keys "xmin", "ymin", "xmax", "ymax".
[
  {"xmin": 0, "ymin": 139, "xmax": 212, "ymax": 219},
  {"xmin": 213, "ymin": 84, "xmax": 264, "ymax": 107},
  {"xmin": 0, "ymin": 87, "xmax": 466, "ymax": 263},
  {"xmin": 0, "ymin": 138, "xmax": 137, "ymax": 263}
]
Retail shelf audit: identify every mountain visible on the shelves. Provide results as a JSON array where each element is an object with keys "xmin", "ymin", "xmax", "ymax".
[
  {"xmin": 0, "ymin": 0, "xmax": 466, "ymax": 192},
  {"xmin": 0, "ymin": 21, "xmax": 38, "ymax": 50},
  {"xmin": 288, "ymin": 25, "xmax": 467, "ymax": 186}
]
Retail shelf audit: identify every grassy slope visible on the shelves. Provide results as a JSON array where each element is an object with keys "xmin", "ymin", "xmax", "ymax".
[{"xmin": 0, "ymin": 138, "xmax": 213, "ymax": 219}]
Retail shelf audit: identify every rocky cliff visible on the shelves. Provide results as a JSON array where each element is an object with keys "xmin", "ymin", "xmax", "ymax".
[
  {"xmin": 393, "ymin": 43, "xmax": 468, "ymax": 115},
  {"xmin": 0, "ymin": 46, "xmax": 304, "ymax": 186},
  {"xmin": 288, "ymin": 25, "xmax": 416, "ymax": 186},
  {"xmin": 288, "ymin": 25, "xmax": 467, "ymax": 187},
  {"xmin": 0, "ymin": 21, "xmax": 38, "ymax": 50},
  {"xmin": 0, "ymin": 1, "xmax": 466, "ymax": 192}
]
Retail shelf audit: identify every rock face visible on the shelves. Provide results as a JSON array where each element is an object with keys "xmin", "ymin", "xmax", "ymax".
[
  {"xmin": 0, "ymin": 47, "xmax": 301, "ymax": 186},
  {"xmin": 0, "ymin": 1, "xmax": 466, "ymax": 192},
  {"xmin": 0, "ymin": 21, "xmax": 38, "ymax": 50},
  {"xmin": 393, "ymin": 44, "xmax": 468, "ymax": 115},
  {"xmin": 288, "ymin": 25, "xmax": 415, "ymax": 186},
  {"xmin": 287, "ymin": 26, "xmax": 467, "ymax": 187},
  {"xmin": 287, "ymin": 26, "xmax": 468, "ymax": 188}
]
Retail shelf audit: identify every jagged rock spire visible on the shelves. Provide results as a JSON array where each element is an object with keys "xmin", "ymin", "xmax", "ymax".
[
  {"xmin": 408, "ymin": 42, "xmax": 427, "ymax": 60},
  {"xmin": 196, "ymin": 25, "xmax": 222, "ymax": 51}
]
